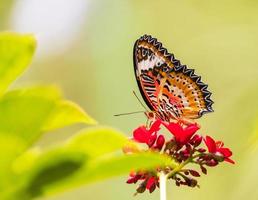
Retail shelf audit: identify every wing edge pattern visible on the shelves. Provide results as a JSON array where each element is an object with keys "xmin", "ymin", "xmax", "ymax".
[{"xmin": 133, "ymin": 34, "xmax": 214, "ymax": 118}]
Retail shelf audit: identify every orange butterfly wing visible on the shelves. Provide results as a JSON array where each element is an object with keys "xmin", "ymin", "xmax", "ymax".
[{"xmin": 133, "ymin": 35, "xmax": 213, "ymax": 121}]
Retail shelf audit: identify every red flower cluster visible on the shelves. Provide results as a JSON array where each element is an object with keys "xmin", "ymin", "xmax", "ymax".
[
  {"xmin": 204, "ymin": 136, "xmax": 234, "ymax": 164},
  {"xmin": 127, "ymin": 172, "xmax": 159, "ymax": 193},
  {"xmin": 133, "ymin": 120, "xmax": 164, "ymax": 149},
  {"xmin": 126, "ymin": 119, "xmax": 234, "ymax": 194}
]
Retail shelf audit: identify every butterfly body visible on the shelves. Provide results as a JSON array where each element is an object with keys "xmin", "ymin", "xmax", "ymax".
[{"xmin": 133, "ymin": 35, "xmax": 213, "ymax": 123}]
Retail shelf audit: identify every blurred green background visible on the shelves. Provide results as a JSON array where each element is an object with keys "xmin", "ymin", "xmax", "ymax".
[{"xmin": 1, "ymin": 0, "xmax": 258, "ymax": 199}]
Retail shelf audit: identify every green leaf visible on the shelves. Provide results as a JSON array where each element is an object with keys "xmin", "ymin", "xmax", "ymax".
[
  {"xmin": 0, "ymin": 86, "xmax": 61, "ymax": 144},
  {"xmin": 12, "ymin": 127, "xmax": 177, "ymax": 199},
  {"xmin": 12, "ymin": 127, "xmax": 128, "ymax": 178},
  {"xmin": 0, "ymin": 32, "xmax": 36, "ymax": 95},
  {"xmin": 12, "ymin": 147, "xmax": 87, "ymax": 200},
  {"xmin": 66, "ymin": 152, "xmax": 175, "ymax": 186},
  {"xmin": 0, "ymin": 86, "xmax": 61, "ymax": 178},
  {"xmin": 43, "ymin": 152, "xmax": 175, "ymax": 197},
  {"xmin": 66, "ymin": 127, "xmax": 128, "ymax": 157},
  {"xmin": 0, "ymin": 84, "xmax": 98, "ymax": 194},
  {"xmin": 42, "ymin": 100, "xmax": 97, "ymax": 132}
]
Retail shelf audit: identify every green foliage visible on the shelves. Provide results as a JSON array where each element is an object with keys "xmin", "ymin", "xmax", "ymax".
[
  {"xmin": 11, "ymin": 128, "xmax": 176, "ymax": 199},
  {"xmin": 42, "ymin": 100, "xmax": 97, "ymax": 132},
  {"xmin": 0, "ymin": 32, "xmax": 35, "ymax": 95},
  {"xmin": 0, "ymin": 32, "xmax": 177, "ymax": 200}
]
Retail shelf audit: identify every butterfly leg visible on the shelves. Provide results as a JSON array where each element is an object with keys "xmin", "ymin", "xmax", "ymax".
[
  {"xmin": 144, "ymin": 111, "xmax": 155, "ymax": 128},
  {"xmin": 178, "ymin": 117, "xmax": 200, "ymax": 127},
  {"xmin": 145, "ymin": 117, "xmax": 150, "ymax": 128}
]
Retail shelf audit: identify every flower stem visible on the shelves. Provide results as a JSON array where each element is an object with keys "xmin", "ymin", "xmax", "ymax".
[
  {"xmin": 167, "ymin": 156, "xmax": 192, "ymax": 178},
  {"xmin": 160, "ymin": 171, "xmax": 167, "ymax": 200}
]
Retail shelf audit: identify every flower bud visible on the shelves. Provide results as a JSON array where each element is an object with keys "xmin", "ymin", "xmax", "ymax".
[
  {"xmin": 155, "ymin": 135, "xmax": 165, "ymax": 150},
  {"xmin": 206, "ymin": 159, "xmax": 218, "ymax": 167},
  {"xmin": 136, "ymin": 181, "xmax": 146, "ymax": 193},
  {"xmin": 184, "ymin": 171, "xmax": 189, "ymax": 175},
  {"xmin": 197, "ymin": 148, "xmax": 206, "ymax": 153},
  {"xmin": 190, "ymin": 134, "xmax": 202, "ymax": 146},
  {"xmin": 189, "ymin": 170, "xmax": 200, "ymax": 177},
  {"xmin": 214, "ymin": 152, "xmax": 225, "ymax": 162},
  {"xmin": 200, "ymin": 165, "xmax": 207, "ymax": 174},
  {"xmin": 146, "ymin": 177, "xmax": 157, "ymax": 193},
  {"xmin": 181, "ymin": 148, "xmax": 190, "ymax": 158},
  {"xmin": 176, "ymin": 181, "xmax": 180, "ymax": 186},
  {"xmin": 126, "ymin": 174, "xmax": 142, "ymax": 184},
  {"xmin": 147, "ymin": 134, "xmax": 157, "ymax": 147},
  {"xmin": 126, "ymin": 177, "xmax": 135, "ymax": 184},
  {"xmin": 189, "ymin": 178, "xmax": 198, "ymax": 187}
]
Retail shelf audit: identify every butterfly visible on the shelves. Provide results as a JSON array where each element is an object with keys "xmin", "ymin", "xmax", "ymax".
[{"xmin": 133, "ymin": 35, "xmax": 213, "ymax": 123}]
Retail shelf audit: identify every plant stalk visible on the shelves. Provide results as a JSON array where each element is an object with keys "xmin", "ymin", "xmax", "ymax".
[{"xmin": 160, "ymin": 171, "xmax": 167, "ymax": 200}]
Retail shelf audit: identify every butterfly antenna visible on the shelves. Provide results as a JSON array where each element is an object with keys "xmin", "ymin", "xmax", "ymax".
[
  {"xmin": 133, "ymin": 90, "xmax": 149, "ymax": 112},
  {"xmin": 114, "ymin": 111, "xmax": 145, "ymax": 117},
  {"xmin": 114, "ymin": 91, "xmax": 149, "ymax": 117}
]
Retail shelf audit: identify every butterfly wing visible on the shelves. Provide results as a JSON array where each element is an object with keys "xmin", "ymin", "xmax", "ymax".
[
  {"xmin": 133, "ymin": 35, "xmax": 177, "ymax": 113},
  {"xmin": 133, "ymin": 35, "xmax": 213, "ymax": 120},
  {"xmin": 160, "ymin": 66, "xmax": 213, "ymax": 119}
]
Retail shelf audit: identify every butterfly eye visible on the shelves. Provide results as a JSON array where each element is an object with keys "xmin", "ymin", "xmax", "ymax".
[
  {"xmin": 142, "ymin": 49, "xmax": 147, "ymax": 56},
  {"xmin": 162, "ymin": 66, "xmax": 169, "ymax": 72},
  {"xmin": 157, "ymin": 61, "xmax": 162, "ymax": 67}
]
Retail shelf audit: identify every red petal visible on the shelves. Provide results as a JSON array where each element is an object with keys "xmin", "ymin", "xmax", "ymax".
[
  {"xmin": 149, "ymin": 119, "xmax": 162, "ymax": 133},
  {"xmin": 162, "ymin": 122, "xmax": 199, "ymax": 144},
  {"xmin": 224, "ymin": 157, "xmax": 235, "ymax": 164},
  {"xmin": 162, "ymin": 122, "xmax": 182, "ymax": 138},
  {"xmin": 133, "ymin": 126, "xmax": 150, "ymax": 143},
  {"xmin": 217, "ymin": 147, "xmax": 232, "ymax": 157},
  {"xmin": 163, "ymin": 122, "xmax": 182, "ymax": 134},
  {"xmin": 146, "ymin": 177, "xmax": 156, "ymax": 190},
  {"xmin": 204, "ymin": 136, "xmax": 217, "ymax": 153},
  {"xmin": 179, "ymin": 124, "xmax": 199, "ymax": 144},
  {"xmin": 184, "ymin": 124, "xmax": 199, "ymax": 136},
  {"xmin": 147, "ymin": 133, "xmax": 157, "ymax": 147}
]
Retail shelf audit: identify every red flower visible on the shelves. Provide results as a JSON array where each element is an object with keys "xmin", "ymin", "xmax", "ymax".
[
  {"xmin": 146, "ymin": 176, "xmax": 158, "ymax": 193},
  {"xmin": 128, "ymin": 119, "xmax": 235, "ymax": 193},
  {"xmin": 204, "ymin": 136, "xmax": 235, "ymax": 164},
  {"xmin": 127, "ymin": 172, "xmax": 159, "ymax": 193},
  {"xmin": 190, "ymin": 134, "xmax": 202, "ymax": 147},
  {"xmin": 126, "ymin": 174, "xmax": 142, "ymax": 184},
  {"xmin": 154, "ymin": 135, "xmax": 165, "ymax": 150},
  {"xmin": 162, "ymin": 122, "xmax": 200, "ymax": 145},
  {"xmin": 133, "ymin": 120, "xmax": 161, "ymax": 147}
]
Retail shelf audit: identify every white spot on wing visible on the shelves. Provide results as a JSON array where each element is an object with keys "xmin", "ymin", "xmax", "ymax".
[{"xmin": 138, "ymin": 55, "xmax": 164, "ymax": 72}]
